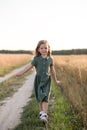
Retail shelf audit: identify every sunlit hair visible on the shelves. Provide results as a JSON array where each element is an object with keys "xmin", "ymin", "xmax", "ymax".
[{"xmin": 35, "ymin": 40, "xmax": 51, "ymax": 57}]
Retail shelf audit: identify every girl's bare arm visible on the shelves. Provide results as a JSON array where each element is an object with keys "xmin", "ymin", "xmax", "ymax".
[
  {"xmin": 16, "ymin": 63, "xmax": 33, "ymax": 77},
  {"xmin": 50, "ymin": 65, "xmax": 60, "ymax": 85}
]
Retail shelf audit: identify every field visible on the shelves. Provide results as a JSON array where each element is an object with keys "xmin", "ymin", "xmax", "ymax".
[
  {"xmin": 54, "ymin": 55, "xmax": 87, "ymax": 128},
  {"xmin": 0, "ymin": 54, "xmax": 87, "ymax": 129},
  {"xmin": 0, "ymin": 54, "xmax": 32, "ymax": 76}
]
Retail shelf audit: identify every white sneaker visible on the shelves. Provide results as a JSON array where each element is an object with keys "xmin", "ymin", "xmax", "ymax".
[
  {"xmin": 40, "ymin": 112, "xmax": 48, "ymax": 123},
  {"xmin": 39, "ymin": 111, "xmax": 44, "ymax": 118}
]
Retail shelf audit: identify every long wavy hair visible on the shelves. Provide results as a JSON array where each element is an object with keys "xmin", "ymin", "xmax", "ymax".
[{"xmin": 35, "ymin": 40, "xmax": 51, "ymax": 57}]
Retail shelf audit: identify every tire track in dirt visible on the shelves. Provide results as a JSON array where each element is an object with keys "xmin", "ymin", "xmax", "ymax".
[{"xmin": 0, "ymin": 68, "xmax": 35, "ymax": 130}]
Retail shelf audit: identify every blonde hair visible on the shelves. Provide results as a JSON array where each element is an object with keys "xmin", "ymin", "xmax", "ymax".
[{"xmin": 35, "ymin": 40, "xmax": 51, "ymax": 57}]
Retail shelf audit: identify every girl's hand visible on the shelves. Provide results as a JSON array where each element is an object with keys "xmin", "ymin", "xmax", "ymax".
[
  {"xmin": 16, "ymin": 64, "xmax": 33, "ymax": 78},
  {"xmin": 16, "ymin": 72, "xmax": 23, "ymax": 77},
  {"xmin": 56, "ymin": 80, "xmax": 61, "ymax": 86}
]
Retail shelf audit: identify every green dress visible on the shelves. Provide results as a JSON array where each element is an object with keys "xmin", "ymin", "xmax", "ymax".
[{"xmin": 31, "ymin": 56, "xmax": 53, "ymax": 102}]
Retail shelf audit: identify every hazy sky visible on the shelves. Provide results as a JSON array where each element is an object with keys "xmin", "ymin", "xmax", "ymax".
[{"xmin": 0, "ymin": 0, "xmax": 87, "ymax": 50}]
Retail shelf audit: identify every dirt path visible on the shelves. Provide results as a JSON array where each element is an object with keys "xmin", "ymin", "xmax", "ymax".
[
  {"xmin": 0, "ymin": 63, "xmax": 31, "ymax": 83},
  {"xmin": 0, "ymin": 65, "xmax": 35, "ymax": 130}
]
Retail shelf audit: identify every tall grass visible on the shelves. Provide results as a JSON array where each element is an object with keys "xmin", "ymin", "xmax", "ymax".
[
  {"xmin": 0, "ymin": 54, "xmax": 32, "ymax": 101},
  {"xmin": 54, "ymin": 55, "xmax": 87, "ymax": 128},
  {"xmin": 0, "ymin": 54, "xmax": 32, "ymax": 76},
  {"xmin": 0, "ymin": 54, "xmax": 84, "ymax": 129}
]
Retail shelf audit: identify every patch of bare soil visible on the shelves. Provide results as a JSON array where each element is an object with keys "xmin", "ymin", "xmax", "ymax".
[{"xmin": 0, "ymin": 68, "xmax": 35, "ymax": 130}]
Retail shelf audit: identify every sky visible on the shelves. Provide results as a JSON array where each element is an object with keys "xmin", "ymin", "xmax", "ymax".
[{"xmin": 0, "ymin": 0, "xmax": 87, "ymax": 50}]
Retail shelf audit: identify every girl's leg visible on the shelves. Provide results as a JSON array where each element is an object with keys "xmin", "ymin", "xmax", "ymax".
[
  {"xmin": 39, "ymin": 102, "xmax": 43, "ymax": 112},
  {"xmin": 42, "ymin": 102, "xmax": 48, "ymax": 113},
  {"xmin": 39, "ymin": 102, "xmax": 48, "ymax": 113},
  {"xmin": 39, "ymin": 102, "xmax": 48, "ymax": 122}
]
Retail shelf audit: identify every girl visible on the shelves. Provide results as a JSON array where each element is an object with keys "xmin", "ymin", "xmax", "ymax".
[{"xmin": 16, "ymin": 40, "xmax": 60, "ymax": 123}]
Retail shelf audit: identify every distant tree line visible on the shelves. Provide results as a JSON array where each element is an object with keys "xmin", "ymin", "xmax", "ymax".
[
  {"xmin": 0, "ymin": 50, "xmax": 33, "ymax": 54},
  {"xmin": 52, "ymin": 49, "xmax": 87, "ymax": 55},
  {"xmin": 0, "ymin": 49, "xmax": 87, "ymax": 55}
]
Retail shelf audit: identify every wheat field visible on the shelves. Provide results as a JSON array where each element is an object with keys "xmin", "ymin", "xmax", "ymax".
[
  {"xmin": 0, "ymin": 54, "xmax": 32, "ymax": 76},
  {"xmin": 0, "ymin": 54, "xmax": 87, "ymax": 127},
  {"xmin": 54, "ymin": 55, "xmax": 87, "ymax": 127}
]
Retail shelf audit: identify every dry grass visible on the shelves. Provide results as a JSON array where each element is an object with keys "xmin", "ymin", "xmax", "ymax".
[
  {"xmin": 0, "ymin": 54, "xmax": 32, "ymax": 76},
  {"xmin": 0, "ymin": 54, "xmax": 86, "ymax": 128},
  {"xmin": 54, "ymin": 55, "xmax": 87, "ymax": 128}
]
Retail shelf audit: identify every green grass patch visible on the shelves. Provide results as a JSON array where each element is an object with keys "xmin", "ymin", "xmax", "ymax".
[
  {"xmin": 13, "ymin": 80, "xmax": 83, "ymax": 130},
  {"xmin": 48, "ymin": 81, "xmax": 83, "ymax": 130}
]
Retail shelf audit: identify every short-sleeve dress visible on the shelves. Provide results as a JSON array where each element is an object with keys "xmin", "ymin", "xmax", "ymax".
[{"xmin": 31, "ymin": 56, "xmax": 53, "ymax": 102}]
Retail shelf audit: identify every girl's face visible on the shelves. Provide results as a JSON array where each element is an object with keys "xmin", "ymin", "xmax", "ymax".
[{"xmin": 38, "ymin": 43, "xmax": 49, "ymax": 56}]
